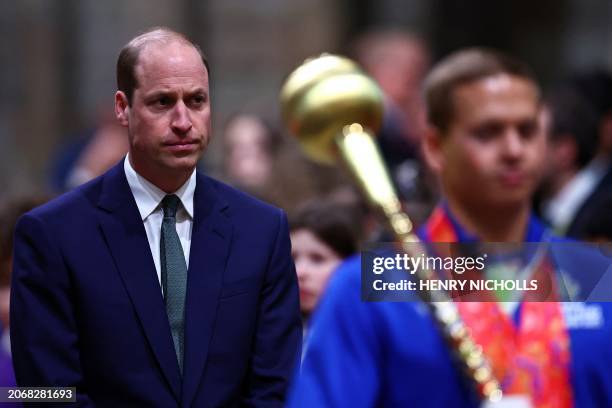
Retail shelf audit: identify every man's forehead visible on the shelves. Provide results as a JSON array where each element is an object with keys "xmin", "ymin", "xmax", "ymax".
[
  {"xmin": 475, "ymin": 74, "xmax": 537, "ymax": 94},
  {"xmin": 135, "ymin": 41, "xmax": 207, "ymax": 82},
  {"xmin": 455, "ymin": 74, "xmax": 539, "ymax": 100},
  {"xmin": 452, "ymin": 75, "xmax": 540, "ymax": 119}
]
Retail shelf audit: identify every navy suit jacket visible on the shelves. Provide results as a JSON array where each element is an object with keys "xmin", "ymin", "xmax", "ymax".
[{"xmin": 10, "ymin": 161, "xmax": 302, "ymax": 407}]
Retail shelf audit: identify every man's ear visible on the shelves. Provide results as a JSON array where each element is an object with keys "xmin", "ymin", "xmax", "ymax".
[
  {"xmin": 422, "ymin": 125, "xmax": 445, "ymax": 174},
  {"xmin": 115, "ymin": 91, "xmax": 130, "ymax": 127}
]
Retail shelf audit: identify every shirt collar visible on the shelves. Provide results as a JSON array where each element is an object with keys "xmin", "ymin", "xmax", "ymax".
[{"xmin": 123, "ymin": 154, "xmax": 195, "ymax": 221}]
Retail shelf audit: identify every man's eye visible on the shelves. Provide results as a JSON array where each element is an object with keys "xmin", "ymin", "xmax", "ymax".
[
  {"xmin": 148, "ymin": 96, "xmax": 173, "ymax": 108},
  {"xmin": 473, "ymin": 124, "xmax": 502, "ymax": 141},
  {"xmin": 518, "ymin": 122, "xmax": 538, "ymax": 139},
  {"xmin": 157, "ymin": 96, "xmax": 172, "ymax": 106},
  {"xmin": 473, "ymin": 129, "xmax": 495, "ymax": 141},
  {"xmin": 190, "ymin": 94, "xmax": 206, "ymax": 106}
]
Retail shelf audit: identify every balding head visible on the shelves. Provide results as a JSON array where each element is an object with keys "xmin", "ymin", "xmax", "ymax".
[{"xmin": 116, "ymin": 27, "xmax": 209, "ymax": 105}]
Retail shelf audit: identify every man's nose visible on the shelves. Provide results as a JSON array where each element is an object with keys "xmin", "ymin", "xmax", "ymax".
[
  {"xmin": 501, "ymin": 129, "xmax": 524, "ymax": 159},
  {"xmin": 171, "ymin": 101, "xmax": 192, "ymax": 134}
]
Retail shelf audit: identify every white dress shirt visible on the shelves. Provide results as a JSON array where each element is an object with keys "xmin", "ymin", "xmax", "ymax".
[{"xmin": 124, "ymin": 154, "xmax": 195, "ymax": 289}]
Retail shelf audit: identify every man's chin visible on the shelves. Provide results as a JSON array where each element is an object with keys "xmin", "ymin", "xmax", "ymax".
[
  {"xmin": 465, "ymin": 186, "xmax": 531, "ymax": 211},
  {"xmin": 155, "ymin": 163, "xmax": 195, "ymax": 180},
  {"xmin": 162, "ymin": 153, "xmax": 201, "ymax": 171},
  {"xmin": 490, "ymin": 193, "xmax": 531, "ymax": 210}
]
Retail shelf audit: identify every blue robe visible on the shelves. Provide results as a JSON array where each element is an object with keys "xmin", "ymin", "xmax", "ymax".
[{"xmin": 289, "ymin": 213, "xmax": 612, "ymax": 407}]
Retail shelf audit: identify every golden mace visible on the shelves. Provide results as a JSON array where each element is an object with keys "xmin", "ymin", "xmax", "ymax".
[{"xmin": 280, "ymin": 54, "xmax": 502, "ymax": 403}]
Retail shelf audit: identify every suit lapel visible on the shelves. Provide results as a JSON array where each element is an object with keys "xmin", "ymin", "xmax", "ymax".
[
  {"xmin": 96, "ymin": 162, "xmax": 182, "ymax": 402},
  {"xmin": 182, "ymin": 173, "xmax": 233, "ymax": 407}
]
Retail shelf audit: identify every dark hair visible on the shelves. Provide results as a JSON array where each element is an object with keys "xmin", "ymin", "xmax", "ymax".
[
  {"xmin": 570, "ymin": 68, "xmax": 612, "ymax": 119},
  {"xmin": 546, "ymin": 87, "xmax": 598, "ymax": 167},
  {"xmin": 116, "ymin": 27, "xmax": 210, "ymax": 105},
  {"xmin": 290, "ymin": 200, "xmax": 359, "ymax": 258},
  {"xmin": 423, "ymin": 48, "xmax": 539, "ymax": 131}
]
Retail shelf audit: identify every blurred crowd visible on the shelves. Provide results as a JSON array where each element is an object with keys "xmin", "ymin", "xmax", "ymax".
[
  {"xmin": 1, "ymin": 26, "xmax": 611, "ymax": 405},
  {"xmin": 13, "ymin": 29, "xmax": 609, "ymax": 248}
]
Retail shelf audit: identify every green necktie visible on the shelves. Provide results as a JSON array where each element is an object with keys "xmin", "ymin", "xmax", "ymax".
[{"xmin": 160, "ymin": 194, "xmax": 187, "ymax": 374}]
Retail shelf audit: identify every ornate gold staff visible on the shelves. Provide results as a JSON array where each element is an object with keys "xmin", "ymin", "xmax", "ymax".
[{"xmin": 280, "ymin": 54, "xmax": 502, "ymax": 403}]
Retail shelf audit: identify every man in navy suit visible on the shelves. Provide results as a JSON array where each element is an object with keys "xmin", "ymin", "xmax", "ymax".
[{"xmin": 10, "ymin": 27, "xmax": 301, "ymax": 407}]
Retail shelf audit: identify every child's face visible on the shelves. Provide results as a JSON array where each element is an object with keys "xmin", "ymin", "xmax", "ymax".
[{"xmin": 290, "ymin": 229, "xmax": 343, "ymax": 314}]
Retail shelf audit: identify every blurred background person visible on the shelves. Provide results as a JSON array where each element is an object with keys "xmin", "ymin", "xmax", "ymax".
[
  {"xmin": 535, "ymin": 69, "xmax": 612, "ymax": 241},
  {"xmin": 221, "ymin": 113, "xmax": 283, "ymax": 194},
  {"xmin": 536, "ymin": 86, "xmax": 599, "ymax": 235},
  {"xmin": 220, "ymin": 112, "xmax": 356, "ymax": 218},
  {"xmin": 351, "ymin": 28, "xmax": 437, "ymax": 222},
  {"xmin": 50, "ymin": 108, "xmax": 129, "ymax": 192},
  {"xmin": 351, "ymin": 28, "xmax": 429, "ymax": 147},
  {"xmin": 562, "ymin": 69, "xmax": 612, "ymax": 240}
]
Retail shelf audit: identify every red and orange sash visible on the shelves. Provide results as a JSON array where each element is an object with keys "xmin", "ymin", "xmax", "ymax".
[{"xmin": 423, "ymin": 206, "xmax": 573, "ymax": 408}]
